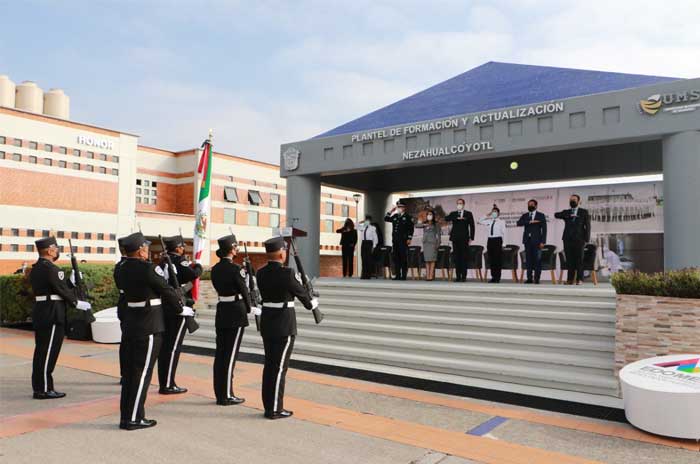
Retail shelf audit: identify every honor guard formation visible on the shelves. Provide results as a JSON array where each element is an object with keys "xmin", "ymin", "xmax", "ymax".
[{"xmin": 26, "ymin": 230, "xmax": 318, "ymax": 430}]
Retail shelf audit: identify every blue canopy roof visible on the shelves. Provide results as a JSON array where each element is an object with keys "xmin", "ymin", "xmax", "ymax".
[{"xmin": 316, "ymin": 61, "xmax": 679, "ymax": 138}]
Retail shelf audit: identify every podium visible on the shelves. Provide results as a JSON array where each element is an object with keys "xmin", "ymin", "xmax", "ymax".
[{"xmin": 273, "ymin": 227, "xmax": 307, "ymax": 266}]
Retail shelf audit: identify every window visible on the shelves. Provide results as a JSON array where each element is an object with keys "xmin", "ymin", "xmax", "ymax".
[
  {"xmin": 11, "ymin": 228, "xmax": 19, "ymax": 236},
  {"xmin": 325, "ymin": 202, "xmax": 333, "ymax": 215},
  {"xmin": 86, "ymin": 151, "xmax": 94, "ymax": 159},
  {"xmin": 136, "ymin": 179, "xmax": 141, "ymax": 185},
  {"xmin": 71, "ymin": 231, "xmax": 78, "ymax": 239},
  {"xmin": 72, "ymin": 163, "xmax": 80, "ymax": 170},
  {"xmin": 59, "ymin": 147, "xmax": 67, "ymax": 154},
  {"xmin": 111, "ymin": 168, "xmax": 119, "ymax": 175},
  {"xmin": 84, "ymin": 246, "xmax": 92, "ymax": 253},
  {"xmin": 85, "ymin": 232, "xmax": 92, "ymax": 239},
  {"xmin": 342, "ymin": 204, "xmax": 350, "ymax": 217},
  {"xmin": 42, "ymin": 230, "xmax": 49, "ymax": 237},
  {"xmin": 12, "ymin": 153, "xmax": 21, "ymax": 161},
  {"xmin": 144, "ymin": 180, "xmax": 150, "ymax": 187},
  {"xmin": 97, "ymin": 247, "xmax": 104, "ymax": 254},
  {"xmin": 29, "ymin": 155, "xmax": 37, "ymax": 164},
  {"xmin": 324, "ymin": 219, "xmax": 334, "ymax": 232},
  {"xmin": 73, "ymin": 149, "xmax": 81, "ymax": 156},
  {"xmin": 136, "ymin": 187, "xmax": 141, "ymax": 194},
  {"xmin": 10, "ymin": 244, "xmax": 19, "ymax": 252},
  {"xmin": 13, "ymin": 138, "xmax": 22, "ymax": 147},
  {"xmin": 57, "ymin": 231, "xmax": 65, "ymax": 238},
  {"xmin": 26, "ymin": 244, "xmax": 34, "ymax": 252},
  {"xmin": 109, "ymin": 233, "xmax": 116, "ymax": 240},
  {"xmin": 109, "ymin": 247, "xmax": 116, "ymax": 254},
  {"xmin": 270, "ymin": 194, "xmax": 280, "ymax": 208},
  {"xmin": 27, "ymin": 229, "xmax": 35, "ymax": 236},
  {"xmin": 151, "ymin": 181, "xmax": 157, "ymax": 187},
  {"xmin": 0, "ymin": 136, "xmax": 5, "ymax": 144},
  {"xmin": 223, "ymin": 208, "xmax": 236, "ymax": 224},
  {"xmin": 270, "ymin": 213, "xmax": 280, "ymax": 228},
  {"xmin": 0, "ymin": 151, "xmax": 4, "ymax": 159},
  {"xmin": 248, "ymin": 210, "xmax": 259, "ymax": 226},
  {"xmin": 99, "ymin": 166, "xmax": 107, "ymax": 174},
  {"xmin": 99, "ymin": 153, "xmax": 107, "ymax": 161},
  {"xmin": 150, "ymin": 198, "xmax": 157, "ymax": 205},
  {"xmin": 136, "ymin": 197, "xmax": 142, "ymax": 204},
  {"xmin": 135, "ymin": 178, "xmax": 157, "ymax": 204},
  {"xmin": 98, "ymin": 233, "xmax": 104, "ymax": 240},
  {"xmin": 112, "ymin": 155, "xmax": 119, "ymax": 163},
  {"xmin": 44, "ymin": 158, "xmax": 52, "ymax": 166},
  {"xmin": 29, "ymin": 141, "xmax": 37, "ymax": 150},
  {"xmin": 58, "ymin": 160, "xmax": 66, "ymax": 168},
  {"xmin": 59, "ymin": 245, "xmax": 65, "ymax": 253},
  {"xmin": 85, "ymin": 165, "xmax": 94, "ymax": 172},
  {"xmin": 224, "ymin": 187, "xmax": 238, "ymax": 202},
  {"xmin": 248, "ymin": 190, "xmax": 262, "ymax": 206},
  {"xmin": 45, "ymin": 144, "xmax": 53, "ymax": 152}
]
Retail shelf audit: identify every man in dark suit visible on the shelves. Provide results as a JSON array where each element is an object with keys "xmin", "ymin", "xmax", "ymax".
[
  {"xmin": 384, "ymin": 201, "xmax": 414, "ymax": 280},
  {"xmin": 516, "ymin": 199, "xmax": 547, "ymax": 284},
  {"xmin": 445, "ymin": 199, "xmax": 475, "ymax": 282},
  {"xmin": 554, "ymin": 194, "xmax": 591, "ymax": 285}
]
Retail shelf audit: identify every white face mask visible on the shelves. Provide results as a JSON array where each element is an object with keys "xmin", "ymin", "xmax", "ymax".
[
  {"xmin": 457, "ymin": 204, "xmax": 464, "ymax": 210},
  {"xmin": 426, "ymin": 214, "xmax": 434, "ymax": 221},
  {"xmin": 491, "ymin": 212, "xmax": 498, "ymax": 219}
]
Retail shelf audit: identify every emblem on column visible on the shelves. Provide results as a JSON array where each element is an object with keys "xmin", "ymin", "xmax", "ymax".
[{"xmin": 282, "ymin": 147, "xmax": 300, "ymax": 171}]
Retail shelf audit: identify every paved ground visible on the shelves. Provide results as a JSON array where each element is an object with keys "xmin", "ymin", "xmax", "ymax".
[{"xmin": 1, "ymin": 328, "xmax": 698, "ymax": 464}]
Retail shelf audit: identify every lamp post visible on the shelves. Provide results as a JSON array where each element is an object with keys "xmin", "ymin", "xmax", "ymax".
[{"xmin": 353, "ymin": 193, "xmax": 361, "ymax": 279}]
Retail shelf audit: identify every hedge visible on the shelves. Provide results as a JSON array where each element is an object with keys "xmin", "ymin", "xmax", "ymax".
[
  {"xmin": 0, "ymin": 264, "xmax": 120, "ymax": 325},
  {"xmin": 611, "ymin": 268, "xmax": 700, "ymax": 299}
]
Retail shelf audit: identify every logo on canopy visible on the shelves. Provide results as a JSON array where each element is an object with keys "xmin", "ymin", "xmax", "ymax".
[{"xmin": 282, "ymin": 147, "xmax": 300, "ymax": 171}]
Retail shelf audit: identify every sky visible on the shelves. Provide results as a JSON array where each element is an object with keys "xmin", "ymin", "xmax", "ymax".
[{"xmin": 1, "ymin": 0, "xmax": 699, "ymax": 164}]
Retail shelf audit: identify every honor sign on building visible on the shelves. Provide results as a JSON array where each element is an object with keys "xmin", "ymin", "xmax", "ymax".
[{"xmin": 281, "ymin": 62, "xmax": 700, "ymax": 276}]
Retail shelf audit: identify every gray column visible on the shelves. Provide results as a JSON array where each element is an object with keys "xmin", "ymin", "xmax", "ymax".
[
  {"xmin": 662, "ymin": 131, "xmax": 700, "ymax": 270},
  {"xmin": 286, "ymin": 174, "xmax": 321, "ymax": 277},
  {"xmin": 364, "ymin": 190, "xmax": 391, "ymax": 243}
]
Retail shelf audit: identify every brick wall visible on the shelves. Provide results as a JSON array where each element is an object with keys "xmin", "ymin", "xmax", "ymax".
[{"xmin": 615, "ymin": 294, "xmax": 700, "ymax": 375}]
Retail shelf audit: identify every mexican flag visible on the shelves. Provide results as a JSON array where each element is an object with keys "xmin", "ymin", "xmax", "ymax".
[{"xmin": 191, "ymin": 136, "xmax": 213, "ymax": 301}]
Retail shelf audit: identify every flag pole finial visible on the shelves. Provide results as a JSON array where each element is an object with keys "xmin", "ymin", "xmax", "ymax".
[{"xmin": 208, "ymin": 129, "xmax": 213, "ymax": 142}]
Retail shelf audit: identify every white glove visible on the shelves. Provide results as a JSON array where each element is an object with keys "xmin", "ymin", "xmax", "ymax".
[
  {"xmin": 76, "ymin": 300, "xmax": 92, "ymax": 311},
  {"xmin": 69, "ymin": 270, "xmax": 83, "ymax": 285},
  {"xmin": 253, "ymin": 307, "xmax": 262, "ymax": 316},
  {"xmin": 180, "ymin": 306, "xmax": 195, "ymax": 317},
  {"xmin": 310, "ymin": 298, "xmax": 319, "ymax": 310}
]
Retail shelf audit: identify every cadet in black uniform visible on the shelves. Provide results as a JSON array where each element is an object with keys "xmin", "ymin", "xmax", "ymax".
[
  {"xmin": 114, "ymin": 238, "xmax": 127, "ymax": 385},
  {"xmin": 29, "ymin": 236, "xmax": 92, "ymax": 399},
  {"xmin": 210, "ymin": 234, "xmax": 252, "ymax": 405},
  {"xmin": 157, "ymin": 235, "xmax": 202, "ymax": 394},
  {"xmin": 256, "ymin": 237, "xmax": 317, "ymax": 419},
  {"xmin": 384, "ymin": 201, "xmax": 414, "ymax": 280},
  {"xmin": 116, "ymin": 232, "xmax": 188, "ymax": 430}
]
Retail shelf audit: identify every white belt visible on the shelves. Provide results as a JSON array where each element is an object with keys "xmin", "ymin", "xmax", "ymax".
[
  {"xmin": 127, "ymin": 298, "xmax": 162, "ymax": 308},
  {"xmin": 262, "ymin": 301, "xmax": 295, "ymax": 309},
  {"xmin": 119, "ymin": 289, "xmax": 124, "ymax": 294},
  {"xmin": 218, "ymin": 295, "xmax": 242, "ymax": 302},
  {"xmin": 35, "ymin": 294, "xmax": 63, "ymax": 302}
]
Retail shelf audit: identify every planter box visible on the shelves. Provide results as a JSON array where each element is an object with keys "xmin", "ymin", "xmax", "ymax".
[{"xmin": 615, "ymin": 294, "xmax": 700, "ymax": 375}]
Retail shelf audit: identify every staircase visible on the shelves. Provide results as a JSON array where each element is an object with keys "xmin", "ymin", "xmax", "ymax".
[{"xmin": 187, "ymin": 279, "xmax": 619, "ymax": 404}]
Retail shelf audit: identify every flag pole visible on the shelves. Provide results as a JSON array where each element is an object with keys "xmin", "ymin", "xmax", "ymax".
[{"xmin": 191, "ymin": 130, "xmax": 214, "ymax": 301}]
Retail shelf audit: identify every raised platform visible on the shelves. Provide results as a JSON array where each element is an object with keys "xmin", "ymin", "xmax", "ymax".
[{"xmin": 187, "ymin": 278, "xmax": 621, "ymax": 408}]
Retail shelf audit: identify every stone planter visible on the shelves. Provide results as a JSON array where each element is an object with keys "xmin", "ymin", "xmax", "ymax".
[{"xmin": 615, "ymin": 294, "xmax": 700, "ymax": 376}]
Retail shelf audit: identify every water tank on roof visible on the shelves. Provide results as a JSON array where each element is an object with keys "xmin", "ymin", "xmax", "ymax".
[
  {"xmin": 0, "ymin": 75, "xmax": 16, "ymax": 108},
  {"xmin": 44, "ymin": 88, "xmax": 70, "ymax": 119},
  {"xmin": 15, "ymin": 81, "xmax": 43, "ymax": 113}
]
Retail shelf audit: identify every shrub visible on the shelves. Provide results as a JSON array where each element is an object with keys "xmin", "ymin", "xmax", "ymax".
[
  {"xmin": 611, "ymin": 268, "xmax": 700, "ymax": 299},
  {"xmin": 0, "ymin": 263, "xmax": 120, "ymax": 325}
]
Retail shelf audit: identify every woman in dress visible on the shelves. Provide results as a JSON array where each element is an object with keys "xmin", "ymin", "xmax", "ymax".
[{"xmin": 416, "ymin": 210, "xmax": 440, "ymax": 281}]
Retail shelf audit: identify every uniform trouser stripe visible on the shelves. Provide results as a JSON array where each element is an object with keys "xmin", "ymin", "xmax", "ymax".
[
  {"xmin": 226, "ymin": 327, "xmax": 242, "ymax": 397},
  {"xmin": 166, "ymin": 318, "xmax": 186, "ymax": 388},
  {"xmin": 43, "ymin": 325, "xmax": 56, "ymax": 393},
  {"xmin": 132, "ymin": 335, "xmax": 154, "ymax": 422},
  {"xmin": 273, "ymin": 336, "xmax": 292, "ymax": 412}
]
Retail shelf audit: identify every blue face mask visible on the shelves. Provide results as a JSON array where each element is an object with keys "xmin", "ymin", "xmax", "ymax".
[{"xmin": 491, "ymin": 212, "xmax": 498, "ymax": 219}]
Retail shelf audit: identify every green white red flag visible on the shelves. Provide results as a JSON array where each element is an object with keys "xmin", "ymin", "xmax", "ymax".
[{"xmin": 191, "ymin": 136, "xmax": 213, "ymax": 300}]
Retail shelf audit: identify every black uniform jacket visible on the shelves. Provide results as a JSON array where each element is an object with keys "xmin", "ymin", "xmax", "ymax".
[
  {"xmin": 113, "ymin": 257, "xmax": 126, "ymax": 323},
  {"xmin": 517, "ymin": 211, "xmax": 548, "ymax": 245},
  {"xmin": 384, "ymin": 213, "xmax": 414, "ymax": 243},
  {"xmin": 256, "ymin": 261, "xmax": 313, "ymax": 338},
  {"xmin": 116, "ymin": 258, "xmax": 182, "ymax": 339},
  {"xmin": 445, "ymin": 210, "xmax": 475, "ymax": 242},
  {"xmin": 554, "ymin": 208, "xmax": 591, "ymax": 243},
  {"xmin": 211, "ymin": 257, "xmax": 252, "ymax": 329},
  {"xmin": 160, "ymin": 253, "xmax": 203, "ymax": 316},
  {"xmin": 29, "ymin": 258, "xmax": 77, "ymax": 329}
]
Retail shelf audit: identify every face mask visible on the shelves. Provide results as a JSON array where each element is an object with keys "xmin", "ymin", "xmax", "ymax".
[
  {"xmin": 570, "ymin": 200, "xmax": 578, "ymax": 208},
  {"xmin": 53, "ymin": 251, "xmax": 60, "ymax": 262},
  {"xmin": 457, "ymin": 204, "xmax": 464, "ymax": 210},
  {"xmin": 426, "ymin": 214, "xmax": 434, "ymax": 221},
  {"xmin": 398, "ymin": 209, "xmax": 405, "ymax": 215},
  {"xmin": 527, "ymin": 205, "xmax": 536, "ymax": 212},
  {"xmin": 491, "ymin": 212, "xmax": 498, "ymax": 219}
]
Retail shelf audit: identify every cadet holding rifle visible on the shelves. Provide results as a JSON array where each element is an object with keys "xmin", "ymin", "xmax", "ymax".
[
  {"xmin": 157, "ymin": 235, "xmax": 202, "ymax": 395},
  {"xmin": 29, "ymin": 236, "xmax": 92, "ymax": 399},
  {"xmin": 241, "ymin": 240, "xmax": 263, "ymax": 332},
  {"xmin": 256, "ymin": 236, "xmax": 318, "ymax": 419},
  {"xmin": 210, "ymin": 234, "xmax": 252, "ymax": 405}
]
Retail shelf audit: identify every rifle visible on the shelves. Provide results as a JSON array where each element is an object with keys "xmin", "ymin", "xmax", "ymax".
[
  {"xmin": 289, "ymin": 238, "xmax": 323, "ymax": 324},
  {"xmin": 241, "ymin": 240, "xmax": 262, "ymax": 332},
  {"xmin": 158, "ymin": 235, "xmax": 199, "ymax": 334},
  {"xmin": 68, "ymin": 239, "xmax": 95, "ymax": 323}
]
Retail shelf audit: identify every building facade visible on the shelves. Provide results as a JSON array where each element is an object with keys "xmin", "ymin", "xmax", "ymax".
[{"xmin": 0, "ymin": 104, "xmax": 360, "ymax": 275}]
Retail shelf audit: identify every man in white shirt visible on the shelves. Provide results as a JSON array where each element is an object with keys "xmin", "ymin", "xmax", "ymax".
[
  {"xmin": 478, "ymin": 205, "xmax": 506, "ymax": 283},
  {"xmin": 358, "ymin": 216, "xmax": 379, "ymax": 279}
]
